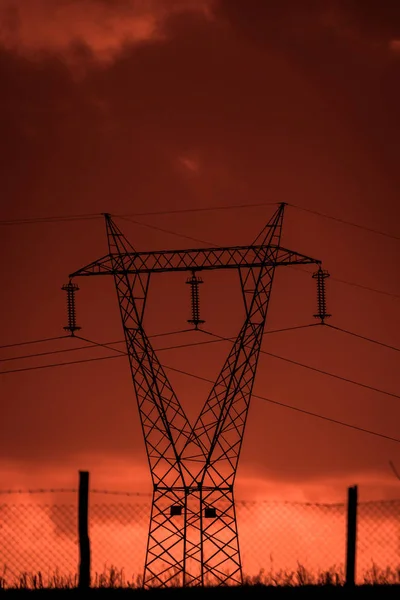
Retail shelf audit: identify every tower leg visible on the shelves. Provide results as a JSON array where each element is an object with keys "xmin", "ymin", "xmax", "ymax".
[
  {"xmin": 201, "ymin": 487, "xmax": 242, "ymax": 586},
  {"xmin": 143, "ymin": 488, "xmax": 187, "ymax": 587}
]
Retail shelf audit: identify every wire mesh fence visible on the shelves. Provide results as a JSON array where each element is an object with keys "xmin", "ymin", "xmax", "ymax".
[
  {"xmin": 237, "ymin": 500, "xmax": 347, "ymax": 582},
  {"xmin": 0, "ymin": 490, "xmax": 78, "ymax": 588},
  {"xmin": 357, "ymin": 500, "xmax": 400, "ymax": 584},
  {"xmin": 0, "ymin": 488, "xmax": 399, "ymax": 588}
]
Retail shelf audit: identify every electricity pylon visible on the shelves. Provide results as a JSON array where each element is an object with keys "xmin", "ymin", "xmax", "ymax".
[{"xmin": 68, "ymin": 203, "xmax": 323, "ymax": 588}]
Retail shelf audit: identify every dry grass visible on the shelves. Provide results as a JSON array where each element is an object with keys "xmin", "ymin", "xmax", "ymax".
[
  {"xmin": 243, "ymin": 562, "xmax": 345, "ymax": 586},
  {"xmin": 1, "ymin": 562, "xmax": 399, "ymax": 590}
]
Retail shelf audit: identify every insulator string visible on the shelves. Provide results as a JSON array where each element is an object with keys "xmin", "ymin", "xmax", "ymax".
[
  {"xmin": 186, "ymin": 271, "xmax": 205, "ymax": 329},
  {"xmin": 61, "ymin": 282, "xmax": 81, "ymax": 335},
  {"xmin": 312, "ymin": 268, "xmax": 331, "ymax": 324}
]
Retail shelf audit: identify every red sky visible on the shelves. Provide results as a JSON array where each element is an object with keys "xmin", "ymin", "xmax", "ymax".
[{"xmin": 1, "ymin": 0, "xmax": 400, "ymax": 506}]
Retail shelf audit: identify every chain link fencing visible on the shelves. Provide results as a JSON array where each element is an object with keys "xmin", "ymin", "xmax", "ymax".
[
  {"xmin": 0, "ymin": 490, "xmax": 78, "ymax": 588},
  {"xmin": 356, "ymin": 500, "xmax": 400, "ymax": 584},
  {"xmin": 0, "ymin": 489, "xmax": 399, "ymax": 588}
]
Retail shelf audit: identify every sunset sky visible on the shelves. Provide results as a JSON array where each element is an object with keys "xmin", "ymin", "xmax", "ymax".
[{"xmin": 1, "ymin": 0, "xmax": 400, "ymax": 508}]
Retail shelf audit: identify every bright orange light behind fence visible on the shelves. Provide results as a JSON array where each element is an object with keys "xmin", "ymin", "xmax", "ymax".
[{"xmin": 0, "ymin": 492, "xmax": 399, "ymax": 587}]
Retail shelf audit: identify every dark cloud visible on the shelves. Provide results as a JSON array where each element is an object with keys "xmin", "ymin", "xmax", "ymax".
[
  {"xmin": 217, "ymin": 0, "xmax": 400, "ymax": 45},
  {"xmin": 217, "ymin": 0, "xmax": 400, "ymax": 189},
  {"xmin": 339, "ymin": 0, "xmax": 400, "ymax": 39},
  {"xmin": 0, "ymin": 0, "xmax": 212, "ymax": 64}
]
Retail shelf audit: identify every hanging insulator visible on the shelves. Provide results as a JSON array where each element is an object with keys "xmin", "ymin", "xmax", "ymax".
[
  {"xmin": 186, "ymin": 271, "xmax": 205, "ymax": 330},
  {"xmin": 62, "ymin": 281, "xmax": 81, "ymax": 335},
  {"xmin": 312, "ymin": 267, "xmax": 331, "ymax": 323}
]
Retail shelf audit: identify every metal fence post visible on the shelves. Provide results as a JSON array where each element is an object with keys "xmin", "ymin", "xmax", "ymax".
[
  {"xmin": 345, "ymin": 485, "xmax": 358, "ymax": 586},
  {"xmin": 78, "ymin": 471, "xmax": 91, "ymax": 589}
]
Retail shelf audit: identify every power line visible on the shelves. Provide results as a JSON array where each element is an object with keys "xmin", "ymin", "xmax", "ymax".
[
  {"xmin": 0, "ymin": 330, "xmax": 318, "ymax": 373},
  {"xmin": 262, "ymin": 350, "xmax": 400, "ymax": 399},
  {"xmin": 0, "ymin": 328, "xmax": 194, "ymax": 357},
  {"xmin": 3, "ymin": 200, "xmax": 399, "ymax": 246},
  {"xmin": 326, "ymin": 324, "xmax": 400, "ymax": 353},
  {"xmin": 119, "ymin": 216, "xmax": 216, "ymax": 247},
  {"xmin": 4, "ymin": 322, "xmax": 397, "ymax": 368},
  {"xmin": 329, "ymin": 276, "xmax": 400, "ymax": 300},
  {"xmin": 0, "ymin": 214, "xmax": 102, "ymax": 225},
  {"xmin": 2, "ymin": 326, "xmax": 399, "ymax": 402},
  {"xmin": 1, "ymin": 335, "xmax": 237, "ymax": 373},
  {"xmin": 0, "ymin": 203, "xmax": 277, "ymax": 226},
  {"xmin": 1, "ymin": 337, "xmax": 397, "ymax": 445},
  {"xmin": 0, "ymin": 339, "xmax": 123, "ymax": 363},
  {"xmin": 0, "ymin": 324, "xmax": 317, "ymax": 364},
  {"xmin": 288, "ymin": 203, "xmax": 400, "ymax": 242},
  {"xmin": 200, "ymin": 329, "xmax": 400, "ymax": 401},
  {"xmin": 120, "ymin": 202, "xmax": 277, "ymax": 217},
  {"xmin": 162, "ymin": 364, "xmax": 400, "ymax": 445},
  {"xmin": 1, "ymin": 332, "xmax": 398, "ymax": 443},
  {"xmin": 0, "ymin": 353, "xmax": 123, "ymax": 374},
  {"xmin": 288, "ymin": 265, "xmax": 400, "ymax": 300},
  {"xmin": 0, "ymin": 331, "xmax": 211, "ymax": 365},
  {"xmin": 0, "ymin": 335, "xmax": 70, "ymax": 350},
  {"xmin": 74, "ymin": 334, "xmax": 127, "ymax": 356}
]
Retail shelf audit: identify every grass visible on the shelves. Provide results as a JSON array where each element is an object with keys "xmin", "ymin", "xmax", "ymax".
[
  {"xmin": 0, "ymin": 563, "xmax": 400, "ymax": 590},
  {"xmin": 242, "ymin": 563, "xmax": 345, "ymax": 586}
]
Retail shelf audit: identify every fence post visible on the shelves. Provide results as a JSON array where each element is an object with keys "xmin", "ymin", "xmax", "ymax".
[
  {"xmin": 345, "ymin": 485, "xmax": 358, "ymax": 587},
  {"xmin": 78, "ymin": 470, "xmax": 91, "ymax": 589}
]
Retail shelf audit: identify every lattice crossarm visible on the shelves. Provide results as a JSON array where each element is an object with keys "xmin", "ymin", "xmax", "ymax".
[
  {"xmin": 70, "ymin": 245, "xmax": 320, "ymax": 278},
  {"xmin": 68, "ymin": 253, "xmax": 116, "ymax": 277}
]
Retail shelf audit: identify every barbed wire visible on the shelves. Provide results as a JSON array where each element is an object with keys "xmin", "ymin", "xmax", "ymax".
[
  {"xmin": 0, "ymin": 488, "xmax": 151, "ymax": 497},
  {"xmin": 0, "ymin": 488, "xmax": 77, "ymax": 495},
  {"xmin": 90, "ymin": 489, "xmax": 151, "ymax": 497},
  {"xmin": 0, "ymin": 488, "xmax": 399, "ymax": 508}
]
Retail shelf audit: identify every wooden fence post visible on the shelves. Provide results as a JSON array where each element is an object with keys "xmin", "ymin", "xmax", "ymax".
[
  {"xmin": 78, "ymin": 470, "xmax": 90, "ymax": 589},
  {"xmin": 345, "ymin": 485, "xmax": 358, "ymax": 587}
]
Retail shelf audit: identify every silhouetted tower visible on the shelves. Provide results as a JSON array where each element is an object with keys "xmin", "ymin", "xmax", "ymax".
[{"xmin": 68, "ymin": 204, "xmax": 324, "ymax": 588}]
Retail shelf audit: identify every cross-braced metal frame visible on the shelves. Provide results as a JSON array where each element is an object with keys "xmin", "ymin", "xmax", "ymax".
[{"xmin": 69, "ymin": 203, "xmax": 322, "ymax": 588}]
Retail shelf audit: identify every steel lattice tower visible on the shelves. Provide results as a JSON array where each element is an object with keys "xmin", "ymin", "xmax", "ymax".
[{"xmin": 68, "ymin": 203, "xmax": 323, "ymax": 588}]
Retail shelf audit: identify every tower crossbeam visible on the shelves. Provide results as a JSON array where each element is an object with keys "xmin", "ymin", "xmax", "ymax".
[{"xmin": 70, "ymin": 245, "xmax": 320, "ymax": 278}]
